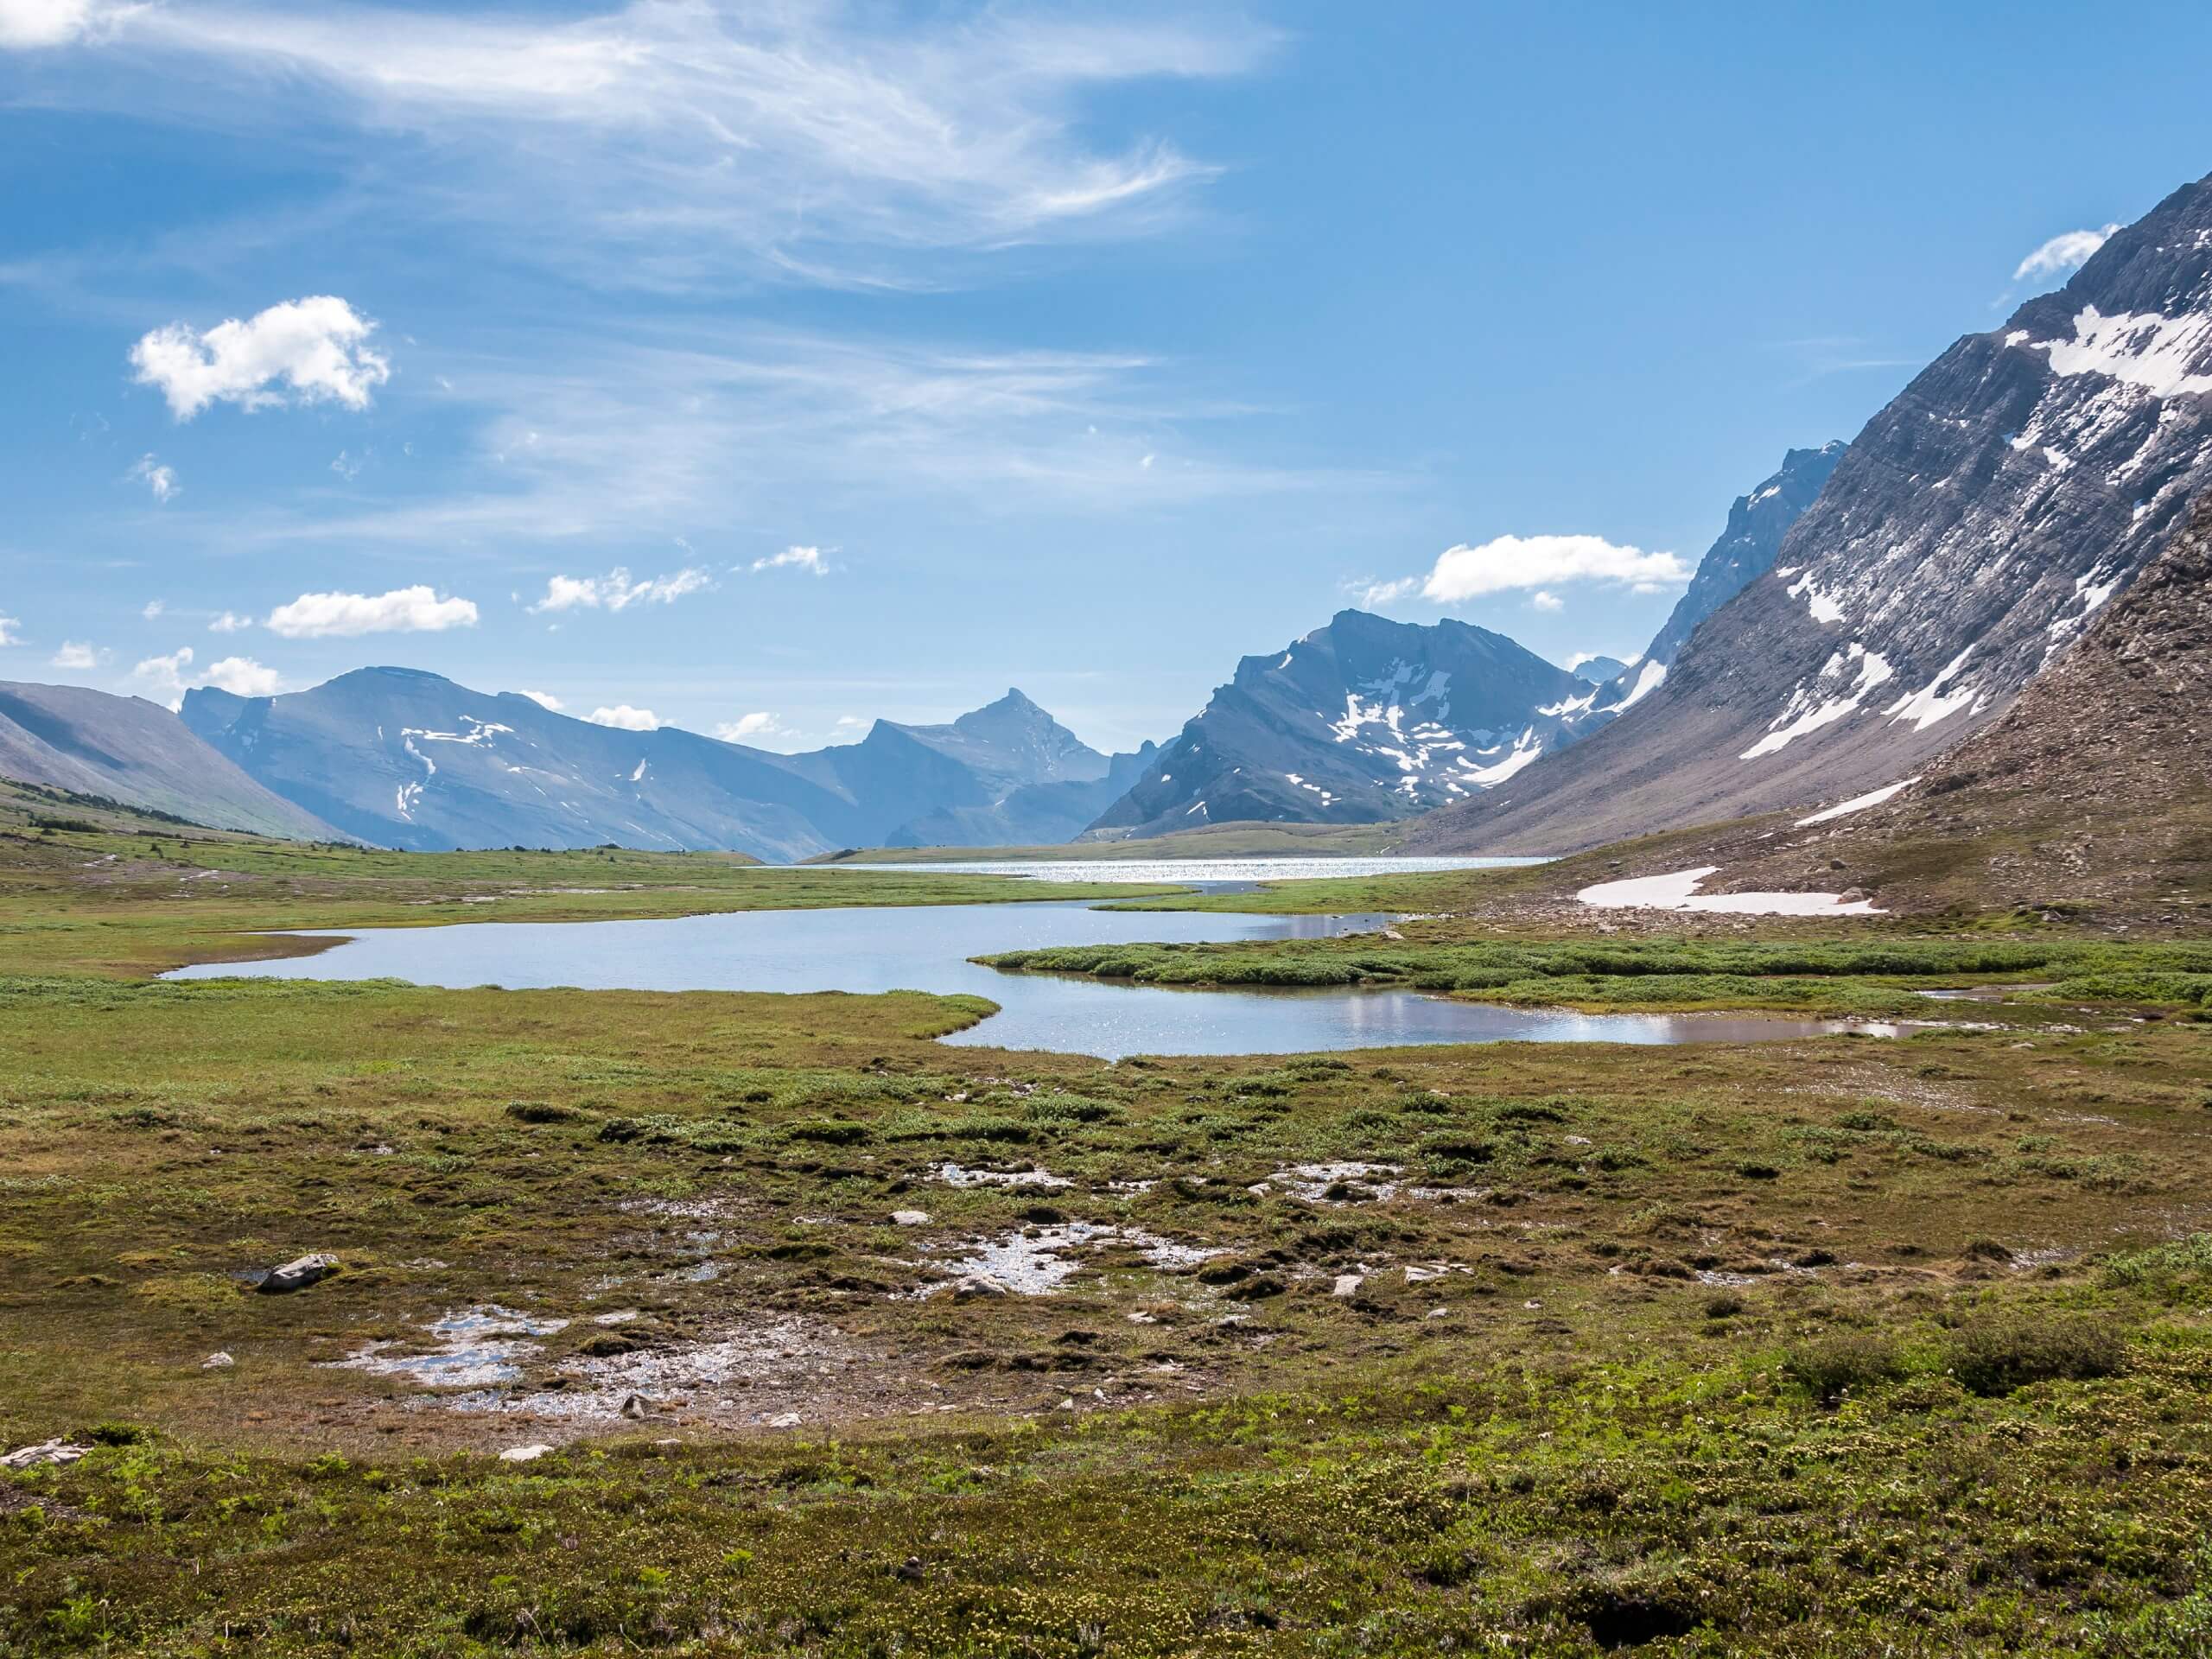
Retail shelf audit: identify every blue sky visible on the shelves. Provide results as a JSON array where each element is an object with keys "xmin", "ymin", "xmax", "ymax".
[{"xmin": 3, "ymin": 1, "xmax": 2208, "ymax": 753}]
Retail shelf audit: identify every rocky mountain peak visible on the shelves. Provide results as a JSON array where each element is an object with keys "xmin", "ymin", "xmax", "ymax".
[{"xmin": 1408, "ymin": 170, "xmax": 2212, "ymax": 855}]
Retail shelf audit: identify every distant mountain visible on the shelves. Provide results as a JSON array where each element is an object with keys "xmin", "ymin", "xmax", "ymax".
[
  {"xmin": 1584, "ymin": 441, "xmax": 1847, "ymax": 717},
  {"xmin": 178, "ymin": 670, "xmax": 1146, "ymax": 859},
  {"xmin": 0, "ymin": 681, "xmax": 340, "ymax": 840},
  {"xmin": 1408, "ymin": 170, "xmax": 2212, "ymax": 855},
  {"xmin": 1084, "ymin": 609, "xmax": 1593, "ymax": 838},
  {"xmin": 1569, "ymin": 656, "xmax": 1630, "ymax": 685},
  {"xmin": 810, "ymin": 690, "xmax": 1153, "ymax": 849}
]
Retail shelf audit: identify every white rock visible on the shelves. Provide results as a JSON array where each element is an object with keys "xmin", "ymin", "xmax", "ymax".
[
  {"xmin": 201, "ymin": 1351, "xmax": 235, "ymax": 1370},
  {"xmin": 499, "ymin": 1443, "xmax": 553, "ymax": 1463},
  {"xmin": 1332, "ymin": 1274, "xmax": 1365, "ymax": 1299},
  {"xmin": 2, "ymin": 1440, "xmax": 91, "ymax": 1469},
  {"xmin": 890, "ymin": 1210, "xmax": 931, "ymax": 1227},
  {"xmin": 766, "ymin": 1411, "xmax": 803, "ymax": 1429}
]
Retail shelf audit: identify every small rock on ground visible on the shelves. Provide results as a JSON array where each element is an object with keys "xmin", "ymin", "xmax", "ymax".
[{"xmin": 256, "ymin": 1253, "xmax": 341, "ymax": 1295}]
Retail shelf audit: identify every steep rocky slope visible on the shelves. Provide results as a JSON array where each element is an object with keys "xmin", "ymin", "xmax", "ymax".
[
  {"xmin": 0, "ymin": 682, "xmax": 338, "ymax": 839},
  {"xmin": 1409, "ymin": 170, "xmax": 2212, "ymax": 855},
  {"xmin": 1718, "ymin": 487, "xmax": 2212, "ymax": 921}
]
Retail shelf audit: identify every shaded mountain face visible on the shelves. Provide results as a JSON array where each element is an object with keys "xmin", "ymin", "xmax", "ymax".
[
  {"xmin": 1570, "ymin": 656, "xmax": 1630, "ymax": 685},
  {"xmin": 1085, "ymin": 610, "xmax": 1592, "ymax": 838},
  {"xmin": 1677, "ymin": 486, "xmax": 2212, "ymax": 921},
  {"xmin": 1408, "ymin": 170, "xmax": 2212, "ymax": 855},
  {"xmin": 0, "ymin": 682, "xmax": 338, "ymax": 840},
  {"xmin": 179, "ymin": 671, "xmax": 1143, "ymax": 859}
]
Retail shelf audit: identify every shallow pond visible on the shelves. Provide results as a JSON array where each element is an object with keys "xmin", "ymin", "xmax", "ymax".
[{"xmin": 168, "ymin": 895, "xmax": 1888, "ymax": 1059}]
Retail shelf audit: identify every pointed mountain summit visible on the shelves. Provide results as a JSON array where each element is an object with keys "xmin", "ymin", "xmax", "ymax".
[
  {"xmin": 1086, "ymin": 609, "xmax": 1592, "ymax": 837},
  {"xmin": 878, "ymin": 689, "xmax": 1109, "ymax": 791},
  {"xmin": 1409, "ymin": 169, "xmax": 2212, "ymax": 854}
]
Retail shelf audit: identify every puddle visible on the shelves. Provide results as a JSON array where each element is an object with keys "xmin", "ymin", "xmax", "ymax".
[
  {"xmin": 451, "ymin": 1316, "xmax": 846, "ymax": 1421},
  {"xmin": 921, "ymin": 1223, "xmax": 1224, "ymax": 1295},
  {"xmin": 1266, "ymin": 1162, "xmax": 1406, "ymax": 1203},
  {"xmin": 931, "ymin": 1163, "xmax": 1074, "ymax": 1190},
  {"xmin": 328, "ymin": 1306, "xmax": 570, "ymax": 1389}
]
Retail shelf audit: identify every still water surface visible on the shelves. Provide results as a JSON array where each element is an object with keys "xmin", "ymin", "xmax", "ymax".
[{"xmin": 168, "ymin": 893, "xmax": 1878, "ymax": 1059}]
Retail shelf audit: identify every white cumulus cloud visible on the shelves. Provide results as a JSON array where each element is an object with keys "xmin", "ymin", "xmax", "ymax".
[
  {"xmin": 0, "ymin": 614, "xmax": 20, "ymax": 646},
  {"xmin": 588, "ymin": 703, "xmax": 660, "ymax": 731},
  {"xmin": 130, "ymin": 295, "xmax": 391, "ymax": 421},
  {"xmin": 517, "ymin": 689, "xmax": 563, "ymax": 711},
  {"xmin": 208, "ymin": 611, "xmax": 251, "ymax": 633},
  {"xmin": 2013, "ymin": 225, "xmax": 2120, "ymax": 285},
  {"xmin": 130, "ymin": 454, "xmax": 178, "ymax": 501},
  {"xmin": 50, "ymin": 640, "xmax": 104, "ymax": 669},
  {"xmin": 130, "ymin": 646, "xmax": 286, "ymax": 708},
  {"xmin": 140, "ymin": 599, "xmax": 163, "ymax": 620},
  {"xmin": 1416, "ymin": 534, "xmax": 1691, "ymax": 603},
  {"xmin": 528, "ymin": 567, "xmax": 711, "ymax": 613},
  {"xmin": 714, "ymin": 712, "xmax": 785, "ymax": 743},
  {"xmin": 203, "ymin": 656, "xmax": 282, "ymax": 696},
  {"xmin": 747, "ymin": 545, "xmax": 829, "ymax": 575},
  {"xmin": 265, "ymin": 585, "xmax": 478, "ymax": 639},
  {"xmin": 1530, "ymin": 590, "xmax": 1564, "ymax": 613}
]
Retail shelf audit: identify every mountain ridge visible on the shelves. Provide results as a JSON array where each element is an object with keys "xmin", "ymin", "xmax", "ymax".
[
  {"xmin": 0, "ymin": 681, "xmax": 340, "ymax": 841},
  {"xmin": 177, "ymin": 668, "xmax": 1147, "ymax": 858},
  {"xmin": 1408, "ymin": 169, "xmax": 2212, "ymax": 855}
]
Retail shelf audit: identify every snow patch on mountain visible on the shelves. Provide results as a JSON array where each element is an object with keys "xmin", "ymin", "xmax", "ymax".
[
  {"xmin": 2029, "ymin": 305, "xmax": 2212, "ymax": 398},
  {"xmin": 1742, "ymin": 644, "xmax": 1895, "ymax": 760}
]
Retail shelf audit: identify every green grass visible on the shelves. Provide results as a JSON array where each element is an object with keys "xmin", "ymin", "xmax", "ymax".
[
  {"xmin": 8, "ymin": 789, "xmax": 2212, "ymax": 1651},
  {"xmin": 980, "ymin": 934, "xmax": 2212, "ymax": 1014}
]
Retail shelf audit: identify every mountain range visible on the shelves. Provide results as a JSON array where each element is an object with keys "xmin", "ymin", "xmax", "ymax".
[
  {"xmin": 175, "ymin": 673, "xmax": 1151, "ymax": 861},
  {"xmin": 8, "ymin": 168, "xmax": 2209, "ymax": 878}
]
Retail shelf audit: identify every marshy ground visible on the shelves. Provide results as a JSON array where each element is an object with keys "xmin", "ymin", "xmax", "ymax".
[{"xmin": 4, "ymin": 792, "xmax": 2212, "ymax": 1654}]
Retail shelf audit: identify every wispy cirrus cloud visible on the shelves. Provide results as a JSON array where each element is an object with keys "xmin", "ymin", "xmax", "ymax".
[
  {"xmin": 19, "ymin": 3, "xmax": 1278, "ymax": 289},
  {"xmin": 747, "ymin": 545, "xmax": 829, "ymax": 576},
  {"xmin": 528, "ymin": 567, "xmax": 712, "ymax": 615},
  {"xmin": 190, "ymin": 323, "xmax": 1352, "ymax": 561}
]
